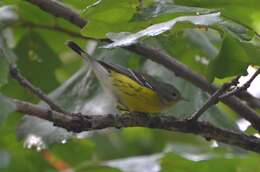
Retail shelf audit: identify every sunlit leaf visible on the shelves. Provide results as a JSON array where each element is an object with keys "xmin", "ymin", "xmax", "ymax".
[{"xmin": 103, "ymin": 12, "xmax": 221, "ymax": 48}]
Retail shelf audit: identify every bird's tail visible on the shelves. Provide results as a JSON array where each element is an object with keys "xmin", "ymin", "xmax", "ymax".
[{"xmin": 67, "ymin": 41, "xmax": 92, "ymax": 62}]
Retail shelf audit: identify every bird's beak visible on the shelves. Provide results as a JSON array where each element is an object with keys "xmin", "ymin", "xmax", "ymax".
[{"xmin": 180, "ymin": 96, "xmax": 189, "ymax": 102}]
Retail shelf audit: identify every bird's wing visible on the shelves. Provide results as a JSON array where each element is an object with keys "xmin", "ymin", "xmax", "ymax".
[{"xmin": 97, "ymin": 60, "xmax": 155, "ymax": 90}]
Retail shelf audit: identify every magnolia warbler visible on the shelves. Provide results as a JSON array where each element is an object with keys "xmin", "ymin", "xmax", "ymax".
[{"xmin": 67, "ymin": 41, "xmax": 184, "ymax": 113}]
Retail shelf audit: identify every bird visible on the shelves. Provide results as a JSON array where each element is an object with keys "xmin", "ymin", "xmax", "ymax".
[{"xmin": 67, "ymin": 41, "xmax": 184, "ymax": 113}]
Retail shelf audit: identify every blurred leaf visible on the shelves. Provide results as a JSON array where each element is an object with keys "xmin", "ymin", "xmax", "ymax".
[
  {"xmin": 160, "ymin": 152, "xmax": 260, "ymax": 172},
  {"xmin": 158, "ymin": 29, "xmax": 217, "ymax": 76},
  {"xmin": 0, "ymin": 150, "xmax": 10, "ymax": 169},
  {"xmin": 208, "ymin": 34, "xmax": 260, "ymax": 81},
  {"xmin": 0, "ymin": 5, "xmax": 18, "ymax": 29},
  {"xmin": 0, "ymin": 33, "xmax": 16, "ymax": 64},
  {"xmin": 77, "ymin": 165, "xmax": 122, "ymax": 172},
  {"xmin": 174, "ymin": 0, "xmax": 260, "ymax": 34},
  {"xmin": 0, "ymin": 113, "xmax": 57, "ymax": 172},
  {"xmin": 105, "ymin": 154, "xmax": 161, "ymax": 172},
  {"xmin": 0, "ymin": 94, "xmax": 15, "ymax": 125},
  {"xmin": 14, "ymin": 31, "xmax": 61, "ymax": 93},
  {"xmin": 184, "ymin": 29, "xmax": 219, "ymax": 58},
  {"xmin": 4, "ymin": 0, "xmax": 83, "ymax": 54},
  {"xmin": 51, "ymin": 139, "xmax": 95, "ymax": 166},
  {"xmin": 0, "ymin": 56, "xmax": 9, "ymax": 88}
]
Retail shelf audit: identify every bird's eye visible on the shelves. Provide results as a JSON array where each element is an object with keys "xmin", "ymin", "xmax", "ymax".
[{"xmin": 172, "ymin": 92, "xmax": 177, "ymax": 97}]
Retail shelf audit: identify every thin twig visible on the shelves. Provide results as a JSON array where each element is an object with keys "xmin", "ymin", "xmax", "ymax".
[
  {"xmin": 9, "ymin": 64, "xmax": 67, "ymax": 114},
  {"xmin": 13, "ymin": 99, "xmax": 260, "ymax": 153},
  {"xmin": 220, "ymin": 68, "xmax": 260, "ymax": 99},
  {"xmin": 188, "ymin": 85, "xmax": 228, "ymax": 121},
  {"xmin": 189, "ymin": 76, "xmax": 240, "ymax": 121}
]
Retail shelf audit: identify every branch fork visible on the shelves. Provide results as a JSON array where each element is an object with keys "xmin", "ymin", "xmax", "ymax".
[{"xmin": 189, "ymin": 69, "xmax": 260, "ymax": 122}]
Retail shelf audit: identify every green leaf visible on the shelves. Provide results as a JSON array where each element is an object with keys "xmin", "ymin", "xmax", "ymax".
[
  {"xmin": 158, "ymin": 29, "xmax": 220, "ymax": 76},
  {"xmin": 136, "ymin": 2, "xmax": 214, "ymax": 21},
  {"xmin": 219, "ymin": 19, "xmax": 255, "ymax": 41},
  {"xmin": 14, "ymin": 31, "xmax": 61, "ymax": 93},
  {"xmin": 102, "ymin": 12, "xmax": 221, "ymax": 48},
  {"xmin": 174, "ymin": 0, "xmax": 260, "ymax": 34},
  {"xmin": 77, "ymin": 165, "xmax": 122, "ymax": 172},
  {"xmin": 160, "ymin": 152, "xmax": 260, "ymax": 172},
  {"xmin": 50, "ymin": 139, "xmax": 96, "ymax": 166},
  {"xmin": 207, "ymin": 34, "xmax": 260, "ymax": 81},
  {"xmin": 0, "ymin": 56, "xmax": 9, "ymax": 88},
  {"xmin": 81, "ymin": 0, "xmax": 141, "ymax": 38},
  {"xmin": 81, "ymin": 0, "xmax": 139, "ymax": 23},
  {"xmin": 62, "ymin": 0, "xmax": 96, "ymax": 10},
  {"xmin": 0, "ymin": 94, "xmax": 15, "ymax": 125}
]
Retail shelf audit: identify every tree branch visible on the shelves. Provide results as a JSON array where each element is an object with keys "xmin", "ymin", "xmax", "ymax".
[
  {"xmin": 19, "ymin": 21, "xmax": 96, "ymax": 41},
  {"xmin": 26, "ymin": 0, "xmax": 260, "ymax": 131},
  {"xmin": 188, "ymin": 76, "xmax": 241, "ymax": 121},
  {"xmin": 26, "ymin": 0, "xmax": 86, "ymax": 27},
  {"xmin": 9, "ymin": 64, "xmax": 67, "ymax": 114},
  {"xmin": 13, "ymin": 99, "xmax": 260, "ymax": 153},
  {"xmin": 220, "ymin": 68, "xmax": 260, "ymax": 99},
  {"xmin": 188, "ymin": 81, "xmax": 234, "ymax": 121}
]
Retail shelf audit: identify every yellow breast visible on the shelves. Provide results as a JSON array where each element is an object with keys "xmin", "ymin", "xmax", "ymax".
[{"xmin": 110, "ymin": 71, "xmax": 169, "ymax": 113}]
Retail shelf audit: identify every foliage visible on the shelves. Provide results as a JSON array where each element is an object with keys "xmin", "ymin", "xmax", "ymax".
[{"xmin": 0, "ymin": 0, "xmax": 260, "ymax": 171}]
